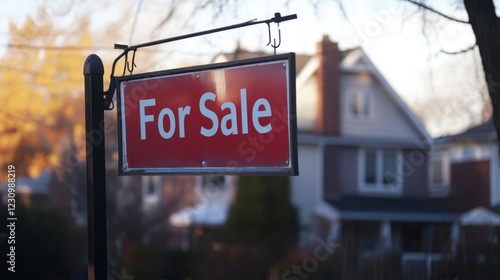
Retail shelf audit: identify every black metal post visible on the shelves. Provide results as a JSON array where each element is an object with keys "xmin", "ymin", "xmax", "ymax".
[{"xmin": 84, "ymin": 54, "xmax": 108, "ymax": 280}]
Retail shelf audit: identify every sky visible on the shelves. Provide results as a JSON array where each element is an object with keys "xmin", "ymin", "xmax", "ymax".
[{"xmin": 0, "ymin": 0, "xmax": 488, "ymax": 135}]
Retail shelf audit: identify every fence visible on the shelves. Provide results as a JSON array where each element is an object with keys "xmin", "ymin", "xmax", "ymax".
[{"xmin": 401, "ymin": 252, "xmax": 450, "ymax": 280}]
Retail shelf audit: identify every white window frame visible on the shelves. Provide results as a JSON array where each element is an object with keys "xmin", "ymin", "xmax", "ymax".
[
  {"xmin": 358, "ymin": 148, "xmax": 403, "ymax": 194},
  {"xmin": 142, "ymin": 176, "xmax": 161, "ymax": 208},
  {"xmin": 197, "ymin": 175, "xmax": 230, "ymax": 203},
  {"xmin": 429, "ymin": 153, "xmax": 450, "ymax": 197}
]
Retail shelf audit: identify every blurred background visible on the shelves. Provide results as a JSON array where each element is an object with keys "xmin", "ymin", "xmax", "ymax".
[{"xmin": 1, "ymin": 0, "xmax": 499, "ymax": 279}]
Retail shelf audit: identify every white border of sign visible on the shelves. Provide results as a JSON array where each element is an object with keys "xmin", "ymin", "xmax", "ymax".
[{"xmin": 116, "ymin": 53, "xmax": 298, "ymax": 175}]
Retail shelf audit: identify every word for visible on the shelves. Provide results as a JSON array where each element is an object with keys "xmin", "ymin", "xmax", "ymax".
[{"xmin": 139, "ymin": 88, "xmax": 272, "ymax": 140}]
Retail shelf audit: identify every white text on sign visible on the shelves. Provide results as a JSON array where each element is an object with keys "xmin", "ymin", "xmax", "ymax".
[{"xmin": 139, "ymin": 88, "xmax": 272, "ymax": 140}]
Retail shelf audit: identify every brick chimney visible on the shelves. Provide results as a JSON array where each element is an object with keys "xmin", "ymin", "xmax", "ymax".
[{"xmin": 315, "ymin": 35, "xmax": 341, "ymax": 135}]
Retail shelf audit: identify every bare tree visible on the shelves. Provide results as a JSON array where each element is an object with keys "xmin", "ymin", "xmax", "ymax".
[{"xmin": 404, "ymin": 0, "xmax": 500, "ymax": 139}]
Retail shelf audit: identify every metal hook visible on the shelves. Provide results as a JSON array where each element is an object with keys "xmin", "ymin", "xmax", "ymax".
[
  {"xmin": 266, "ymin": 13, "xmax": 283, "ymax": 55},
  {"xmin": 126, "ymin": 49, "xmax": 137, "ymax": 75}
]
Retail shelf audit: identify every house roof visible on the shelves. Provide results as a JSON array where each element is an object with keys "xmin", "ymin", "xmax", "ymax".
[
  {"xmin": 215, "ymin": 45, "xmax": 431, "ymax": 144},
  {"xmin": 438, "ymin": 119, "xmax": 496, "ymax": 143},
  {"xmin": 460, "ymin": 206, "xmax": 500, "ymax": 226},
  {"xmin": 169, "ymin": 202, "xmax": 229, "ymax": 227},
  {"xmin": 345, "ymin": 49, "xmax": 432, "ymax": 143},
  {"xmin": 212, "ymin": 47, "xmax": 311, "ymax": 74},
  {"xmin": 324, "ymin": 195, "xmax": 455, "ymax": 222}
]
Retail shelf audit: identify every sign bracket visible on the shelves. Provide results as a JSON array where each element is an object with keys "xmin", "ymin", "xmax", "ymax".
[
  {"xmin": 103, "ymin": 12, "xmax": 297, "ymax": 110},
  {"xmin": 84, "ymin": 13, "xmax": 297, "ymax": 278}
]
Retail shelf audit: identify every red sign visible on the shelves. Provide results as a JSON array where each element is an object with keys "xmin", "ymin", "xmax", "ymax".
[{"xmin": 117, "ymin": 54, "xmax": 297, "ymax": 175}]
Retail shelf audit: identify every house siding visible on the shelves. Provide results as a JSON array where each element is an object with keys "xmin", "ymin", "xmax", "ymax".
[
  {"xmin": 402, "ymin": 149, "xmax": 429, "ymax": 197},
  {"xmin": 290, "ymin": 144, "xmax": 319, "ymax": 228},
  {"xmin": 449, "ymin": 160, "xmax": 490, "ymax": 212},
  {"xmin": 323, "ymin": 145, "xmax": 341, "ymax": 196},
  {"xmin": 492, "ymin": 151, "xmax": 500, "ymax": 206},
  {"xmin": 340, "ymin": 73, "xmax": 419, "ymax": 140},
  {"xmin": 296, "ymin": 75, "xmax": 318, "ymax": 131},
  {"xmin": 445, "ymin": 142, "xmax": 499, "ymax": 208},
  {"xmin": 338, "ymin": 147, "xmax": 359, "ymax": 194},
  {"xmin": 323, "ymin": 145, "xmax": 359, "ymax": 196}
]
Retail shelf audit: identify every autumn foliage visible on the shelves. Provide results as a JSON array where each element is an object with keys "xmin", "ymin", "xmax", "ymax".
[{"xmin": 0, "ymin": 9, "xmax": 91, "ymax": 177}]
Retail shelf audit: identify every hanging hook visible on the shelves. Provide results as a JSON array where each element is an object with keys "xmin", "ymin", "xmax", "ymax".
[
  {"xmin": 126, "ymin": 48, "xmax": 137, "ymax": 75},
  {"xmin": 121, "ymin": 48, "xmax": 138, "ymax": 76},
  {"xmin": 266, "ymin": 22, "xmax": 281, "ymax": 55},
  {"xmin": 266, "ymin": 13, "xmax": 286, "ymax": 55}
]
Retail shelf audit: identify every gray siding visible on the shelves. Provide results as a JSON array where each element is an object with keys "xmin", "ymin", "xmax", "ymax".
[
  {"xmin": 340, "ymin": 73, "xmax": 419, "ymax": 140},
  {"xmin": 402, "ymin": 149, "xmax": 429, "ymax": 197},
  {"xmin": 338, "ymin": 147, "xmax": 359, "ymax": 194},
  {"xmin": 290, "ymin": 144, "xmax": 319, "ymax": 227},
  {"xmin": 296, "ymin": 75, "xmax": 318, "ymax": 131},
  {"xmin": 324, "ymin": 145, "xmax": 358, "ymax": 196}
]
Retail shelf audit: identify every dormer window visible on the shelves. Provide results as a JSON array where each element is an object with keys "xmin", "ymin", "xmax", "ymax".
[{"xmin": 348, "ymin": 89, "xmax": 373, "ymax": 119}]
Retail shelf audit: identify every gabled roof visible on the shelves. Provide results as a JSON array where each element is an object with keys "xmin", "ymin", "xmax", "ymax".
[
  {"xmin": 213, "ymin": 44, "xmax": 432, "ymax": 144},
  {"xmin": 296, "ymin": 47, "xmax": 432, "ymax": 144},
  {"xmin": 341, "ymin": 48, "xmax": 432, "ymax": 144}
]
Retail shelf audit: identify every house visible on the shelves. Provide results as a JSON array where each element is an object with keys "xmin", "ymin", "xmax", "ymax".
[
  {"xmin": 285, "ymin": 35, "xmax": 457, "ymax": 277},
  {"xmin": 0, "ymin": 169, "xmax": 53, "ymax": 207},
  {"xmin": 0, "ymin": 166, "xmax": 87, "ymax": 226},
  {"xmin": 163, "ymin": 36, "xmax": 457, "ymax": 275},
  {"xmin": 429, "ymin": 120, "xmax": 500, "ymax": 276},
  {"xmin": 167, "ymin": 175, "xmax": 237, "ymax": 250},
  {"xmin": 432, "ymin": 119, "xmax": 500, "ymax": 212}
]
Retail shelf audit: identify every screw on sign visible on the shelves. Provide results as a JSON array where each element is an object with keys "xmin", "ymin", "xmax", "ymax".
[{"xmin": 117, "ymin": 54, "xmax": 298, "ymax": 175}]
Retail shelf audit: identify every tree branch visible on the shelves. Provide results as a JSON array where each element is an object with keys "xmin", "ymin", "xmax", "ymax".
[
  {"xmin": 406, "ymin": 0, "xmax": 469, "ymax": 24},
  {"xmin": 437, "ymin": 42, "xmax": 477, "ymax": 56}
]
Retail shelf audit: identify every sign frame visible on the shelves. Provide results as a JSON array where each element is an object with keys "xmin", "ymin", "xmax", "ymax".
[{"xmin": 116, "ymin": 53, "xmax": 298, "ymax": 176}]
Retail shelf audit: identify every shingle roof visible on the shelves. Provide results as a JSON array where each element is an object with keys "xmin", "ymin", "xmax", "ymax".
[
  {"xmin": 438, "ymin": 119, "xmax": 496, "ymax": 143},
  {"xmin": 214, "ymin": 48, "xmax": 312, "ymax": 74}
]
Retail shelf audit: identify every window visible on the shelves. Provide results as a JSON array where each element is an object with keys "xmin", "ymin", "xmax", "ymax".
[
  {"xmin": 202, "ymin": 175, "xmax": 226, "ymax": 190},
  {"xmin": 364, "ymin": 151, "xmax": 377, "ymax": 184},
  {"xmin": 382, "ymin": 151, "xmax": 398, "ymax": 185},
  {"xmin": 348, "ymin": 89, "xmax": 372, "ymax": 118},
  {"xmin": 431, "ymin": 159, "xmax": 444, "ymax": 185},
  {"xmin": 199, "ymin": 175, "xmax": 229, "ymax": 202},
  {"xmin": 359, "ymin": 149, "xmax": 403, "ymax": 193},
  {"xmin": 142, "ymin": 176, "xmax": 161, "ymax": 210},
  {"xmin": 147, "ymin": 177, "xmax": 157, "ymax": 195},
  {"xmin": 429, "ymin": 154, "xmax": 449, "ymax": 196}
]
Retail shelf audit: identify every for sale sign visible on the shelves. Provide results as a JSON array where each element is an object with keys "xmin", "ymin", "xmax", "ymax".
[{"xmin": 117, "ymin": 53, "xmax": 297, "ymax": 175}]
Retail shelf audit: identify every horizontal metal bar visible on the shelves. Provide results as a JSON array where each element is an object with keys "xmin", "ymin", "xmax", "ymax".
[
  {"xmin": 131, "ymin": 19, "xmax": 261, "ymax": 50},
  {"xmin": 123, "ymin": 13, "xmax": 297, "ymax": 51}
]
